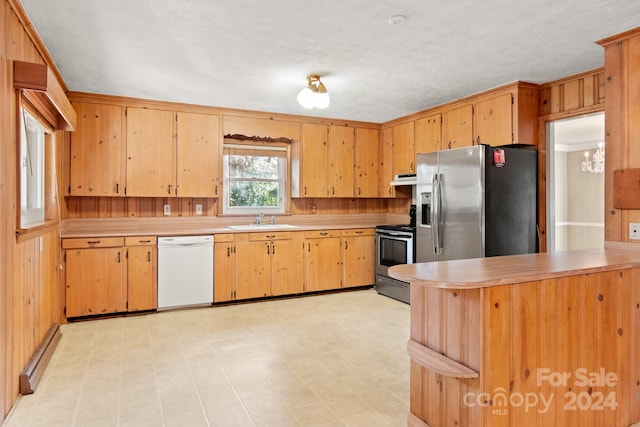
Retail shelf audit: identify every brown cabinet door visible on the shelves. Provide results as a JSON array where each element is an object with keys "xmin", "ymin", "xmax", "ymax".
[
  {"xmin": 125, "ymin": 107, "xmax": 175, "ymax": 196},
  {"xmin": 392, "ymin": 121, "xmax": 416, "ymax": 175},
  {"xmin": 342, "ymin": 234, "xmax": 375, "ymax": 288},
  {"xmin": 355, "ymin": 128, "xmax": 379, "ymax": 197},
  {"xmin": 235, "ymin": 241, "xmax": 270, "ymax": 299},
  {"xmin": 270, "ymin": 239, "xmax": 304, "ymax": 296},
  {"xmin": 415, "ymin": 114, "xmax": 442, "ymax": 154},
  {"xmin": 300, "ymin": 123, "xmax": 329, "ymax": 197},
  {"xmin": 379, "ymin": 127, "xmax": 396, "ymax": 198},
  {"xmin": 69, "ymin": 102, "xmax": 124, "ymax": 196},
  {"xmin": 127, "ymin": 245, "xmax": 157, "ymax": 311},
  {"xmin": 329, "ymin": 125, "xmax": 355, "ymax": 197},
  {"xmin": 474, "ymin": 93, "xmax": 513, "ymax": 146},
  {"xmin": 176, "ymin": 112, "xmax": 221, "ymax": 197},
  {"xmin": 304, "ymin": 237, "xmax": 342, "ymax": 292},
  {"xmin": 65, "ymin": 247, "xmax": 127, "ymax": 317},
  {"xmin": 444, "ymin": 105, "xmax": 474, "ymax": 149},
  {"xmin": 214, "ymin": 242, "xmax": 235, "ymax": 302}
]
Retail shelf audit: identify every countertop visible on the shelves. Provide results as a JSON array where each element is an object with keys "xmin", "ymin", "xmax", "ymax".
[
  {"xmin": 389, "ymin": 241, "xmax": 640, "ymax": 289},
  {"xmin": 60, "ymin": 213, "xmax": 407, "ymax": 238}
]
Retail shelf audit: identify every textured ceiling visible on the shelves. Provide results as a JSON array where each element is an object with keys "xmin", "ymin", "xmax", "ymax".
[{"xmin": 19, "ymin": 0, "xmax": 640, "ymax": 123}]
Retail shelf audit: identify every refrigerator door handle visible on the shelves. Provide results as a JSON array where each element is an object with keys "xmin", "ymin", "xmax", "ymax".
[{"xmin": 432, "ymin": 173, "xmax": 440, "ymax": 255}]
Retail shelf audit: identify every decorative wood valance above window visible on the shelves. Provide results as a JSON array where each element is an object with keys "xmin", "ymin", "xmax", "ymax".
[{"xmin": 14, "ymin": 60, "xmax": 76, "ymax": 131}]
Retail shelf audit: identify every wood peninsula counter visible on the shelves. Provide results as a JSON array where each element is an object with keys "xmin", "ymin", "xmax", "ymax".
[{"xmin": 389, "ymin": 242, "xmax": 640, "ymax": 427}]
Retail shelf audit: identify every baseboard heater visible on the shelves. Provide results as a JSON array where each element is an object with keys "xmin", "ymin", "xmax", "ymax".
[{"xmin": 19, "ymin": 323, "xmax": 62, "ymax": 394}]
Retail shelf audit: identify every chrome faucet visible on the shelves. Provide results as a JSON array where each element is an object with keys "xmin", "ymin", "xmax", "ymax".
[
  {"xmin": 270, "ymin": 216, "xmax": 275, "ymax": 225},
  {"xmin": 255, "ymin": 212, "xmax": 264, "ymax": 225}
]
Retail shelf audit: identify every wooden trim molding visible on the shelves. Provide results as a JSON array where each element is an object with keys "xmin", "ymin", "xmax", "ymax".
[
  {"xmin": 406, "ymin": 338, "xmax": 479, "ymax": 378},
  {"xmin": 19, "ymin": 324, "xmax": 62, "ymax": 394},
  {"xmin": 407, "ymin": 413, "xmax": 431, "ymax": 427},
  {"xmin": 14, "ymin": 61, "xmax": 76, "ymax": 131}
]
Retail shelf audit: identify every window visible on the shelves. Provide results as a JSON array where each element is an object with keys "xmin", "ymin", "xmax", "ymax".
[
  {"xmin": 20, "ymin": 109, "xmax": 46, "ymax": 227},
  {"xmin": 222, "ymin": 144, "xmax": 287, "ymax": 214}
]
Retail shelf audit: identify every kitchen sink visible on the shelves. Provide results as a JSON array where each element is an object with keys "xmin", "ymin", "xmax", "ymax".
[{"xmin": 226, "ymin": 224, "xmax": 299, "ymax": 230}]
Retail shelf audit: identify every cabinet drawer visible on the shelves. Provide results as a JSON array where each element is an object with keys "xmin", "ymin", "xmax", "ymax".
[
  {"xmin": 304, "ymin": 230, "xmax": 341, "ymax": 239},
  {"xmin": 341, "ymin": 228, "xmax": 375, "ymax": 237},
  {"xmin": 249, "ymin": 231, "xmax": 293, "ymax": 241},
  {"xmin": 215, "ymin": 233, "xmax": 235, "ymax": 243},
  {"xmin": 62, "ymin": 237, "xmax": 124, "ymax": 249},
  {"xmin": 124, "ymin": 236, "xmax": 156, "ymax": 246}
]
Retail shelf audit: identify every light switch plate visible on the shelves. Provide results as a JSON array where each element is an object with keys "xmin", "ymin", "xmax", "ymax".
[
  {"xmin": 163, "ymin": 204, "xmax": 171, "ymax": 216},
  {"xmin": 630, "ymin": 223, "xmax": 640, "ymax": 240},
  {"xmin": 195, "ymin": 204, "xmax": 203, "ymax": 215}
]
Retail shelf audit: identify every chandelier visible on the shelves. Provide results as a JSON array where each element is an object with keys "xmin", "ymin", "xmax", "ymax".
[{"xmin": 581, "ymin": 143, "xmax": 604, "ymax": 174}]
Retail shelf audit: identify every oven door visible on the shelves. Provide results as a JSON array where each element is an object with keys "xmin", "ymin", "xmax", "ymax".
[{"xmin": 375, "ymin": 231, "xmax": 414, "ymax": 277}]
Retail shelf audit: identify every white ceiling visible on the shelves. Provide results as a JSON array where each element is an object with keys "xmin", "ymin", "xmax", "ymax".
[{"xmin": 19, "ymin": 0, "xmax": 640, "ymax": 123}]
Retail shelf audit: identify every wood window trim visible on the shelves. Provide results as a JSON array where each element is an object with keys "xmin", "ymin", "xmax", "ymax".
[{"xmin": 14, "ymin": 61, "xmax": 76, "ymax": 131}]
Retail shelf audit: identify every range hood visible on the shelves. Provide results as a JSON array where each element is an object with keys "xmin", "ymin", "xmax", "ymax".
[{"xmin": 390, "ymin": 173, "xmax": 417, "ymax": 186}]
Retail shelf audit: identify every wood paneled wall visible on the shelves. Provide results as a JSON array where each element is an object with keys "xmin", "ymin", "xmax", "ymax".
[
  {"xmin": 1, "ymin": 0, "xmax": 66, "ymax": 422},
  {"xmin": 64, "ymin": 196, "xmax": 410, "ymax": 218},
  {"xmin": 598, "ymin": 28, "xmax": 640, "ymax": 243},
  {"xmin": 536, "ymin": 68, "xmax": 606, "ymax": 251}
]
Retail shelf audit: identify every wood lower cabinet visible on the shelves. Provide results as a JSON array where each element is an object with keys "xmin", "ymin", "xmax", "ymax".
[
  {"xmin": 63, "ymin": 238, "xmax": 127, "ymax": 317},
  {"xmin": 304, "ymin": 230, "xmax": 342, "ymax": 292},
  {"xmin": 341, "ymin": 229, "xmax": 375, "ymax": 288},
  {"xmin": 63, "ymin": 236, "xmax": 157, "ymax": 318},
  {"xmin": 125, "ymin": 236, "xmax": 157, "ymax": 311},
  {"xmin": 214, "ymin": 232, "xmax": 304, "ymax": 302}
]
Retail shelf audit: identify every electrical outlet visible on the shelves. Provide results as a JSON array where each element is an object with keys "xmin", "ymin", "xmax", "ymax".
[
  {"xmin": 195, "ymin": 204, "xmax": 203, "ymax": 215},
  {"xmin": 630, "ymin": 223, "xmax": 640, "ymax": 240},
  {"xmin": 163, "ymin": 204, "xmax": 171, "ymax": 216}
]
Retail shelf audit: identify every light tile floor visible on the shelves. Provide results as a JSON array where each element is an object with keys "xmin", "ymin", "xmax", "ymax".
[{"xmin": 3, "ymin": 289, "xmax": 410, "ymax": 427}]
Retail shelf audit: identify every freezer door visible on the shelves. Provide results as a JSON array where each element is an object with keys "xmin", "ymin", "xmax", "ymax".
[
  {"xmin": 438, "ymin": 146, "xmax": 484, "ymax": 260},
  {"xmin": 416, "ymin": 152, "xmax": 438, "ymax": 262}
]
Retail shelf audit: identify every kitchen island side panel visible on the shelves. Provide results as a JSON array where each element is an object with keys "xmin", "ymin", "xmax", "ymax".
[{"xmin": 408, "ymin": 268, "xmax": 640, "ymax": 426}]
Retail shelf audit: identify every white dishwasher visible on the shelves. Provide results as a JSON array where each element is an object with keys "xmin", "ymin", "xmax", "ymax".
[{"xmin": 157, "ymin": 235, "xmax": 214, "ymax": 309}]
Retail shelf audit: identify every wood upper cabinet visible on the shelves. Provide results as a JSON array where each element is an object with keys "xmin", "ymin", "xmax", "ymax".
[
  {"xmin": 443, "ymin": 105, "xmax": 474, "ymax": 149},
  {"xmin": 415, "ymin": 114, "xmax": 442, "ymax": 154},
  {"xmin": 474, "ymin": 93, "xmax": 513, "ymax": 146},
  {"xmin": 125, "ymin": 107, "xmax": 175, "ymax": 197},
  {"xmin": 176, "ymin": 112, "xmax": 221, "ymax": 197},
  {"xmin": 392, "ymin": 121, "xmax": 416, "ymax": 175},
  {"xmin": 342, "ymin": 229, "xmax": 375, "ymax": 288},
  {"xmin": 379, "ymin": 127, "xmax": 396, "ymax": 198},
  {"xmin": 125, "ymin": 236, "xmax": 157, "ymax": 311},
  {"xmin": 63, "ymin": 238, "xmax": 127, "ymax": 317},
  {"xmin": 304, "ymin": 230, "xmax": 342, "ymax": 292},
  {"xmin": 355, "ymin": 128, "xmax": 379, "ymax": 197},
  {"xmin": 69, "ymin": 102, "xmax": 125, "ymax": 196},
  {"xmin": 296, "ymin": 123, "xmax": 329, "ymax": 197},
  {"xmin": 329, "ymin": 125, "xmax": 355, "ymax": 197}
]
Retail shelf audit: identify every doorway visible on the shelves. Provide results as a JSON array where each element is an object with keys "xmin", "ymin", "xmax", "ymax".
[{"xmin": 547, "ymin": 112, "xmax": 605, "ymax": 252}]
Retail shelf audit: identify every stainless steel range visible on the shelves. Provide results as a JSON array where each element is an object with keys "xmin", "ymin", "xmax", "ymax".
[{"xmin": 374, "ymin": 224, "xmax": 415, "ymax": 304}]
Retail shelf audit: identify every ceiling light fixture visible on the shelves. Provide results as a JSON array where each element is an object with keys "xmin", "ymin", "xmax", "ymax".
[
  {"xmin": 297, "ymin": 75, "xmax": 330, "ymax": 109},
  {"xmin": 582, "ymin": 142, "xmax": 605, "ymax": 174}
]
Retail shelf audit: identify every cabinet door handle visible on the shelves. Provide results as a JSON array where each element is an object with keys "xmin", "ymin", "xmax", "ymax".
[
  {"xmin": 167, "ymin": 184, "xmax": 172, "ymax": 195},
  {"xmin": 345, "ymin": 241, "xmax": 348, "ymax": 250},
  {"xmin": 117, "ymin": 252, "xmax": 121, "ymax": 263},
  {"xmin": 355, "ymin": 230, "xmax": 363, "ymax": 234},
  {"xmin": 332, "ymin": 187, "xmax": 335, "ymax": 195},
  {"xmin": 266, "ymin": 235, "xmax": 276, "ymax": 239},
  {"xmin": 267, "ymin": 243, "xmax": 270, "ymax": 255},
  {"xmin": 271, "ymin": 243, "xmax": 275, "ymax": 255},
  {"xmin": 307, "ymin": 243, "xmax": 311, "ymax": 252},
  {"xmin": 146, "ymin": 251, "xmax": 151, "ymax": 262},
  {"xmin": 87, "ymin": 240, "xmax": 101, "ymax": 245},
  {"xmin": 138, "ymin": 239, "xmax": 151, "ymax": 244},
  {"xmin": 227, "ymin": 247, "xmax": 230, "ymax": 257},
  {"xmin": 115, "ymin": 183, "xmax": 119, "ymax": 194},
  {"xmin": 388, "ymin": 187, "xmax": 392, "ymax": 195},
  {"xmin": 215, "ymin": 185, "xmax": 218, "ymax": 196},
  {"xmin": 304, "ymin": 186, "xmax": 307, "ymax": 195},
  {"xmin": 476, "ymin": 136, "xmax": 481, "ymax": 145},
  {"xmin": 448, "ymin": 141, "xmax": 452, "ymax": 149},
  {"xmin": 320, "ymin": 232, "xmax": 328, "ymax": 236}
]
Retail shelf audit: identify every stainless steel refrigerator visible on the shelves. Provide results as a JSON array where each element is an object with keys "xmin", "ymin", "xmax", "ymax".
[{"xmin": 416, "ymin": 145, "xmax": 537, "ymax": 263}]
